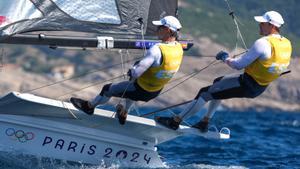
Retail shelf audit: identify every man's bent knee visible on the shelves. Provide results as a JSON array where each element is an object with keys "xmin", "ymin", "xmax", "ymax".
[
  {"xmin": 195, "ymin": 86, "xmax": 210, "ymax": 100},
  {"xmin": 100, "ymin": 83, "xmax": 112, "ymax": 96},
  {"xmin": 213, "ymin": 76, "xmax": 224, "ymax": 83}
]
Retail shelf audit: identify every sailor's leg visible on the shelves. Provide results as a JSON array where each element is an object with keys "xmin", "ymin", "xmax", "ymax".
[
  {"xmin": 166, "ymin": 77, "xmax": 227, "ymax": 123},
  {"xmin": 70, "ymin": 84, "xmax": 115, "ymax": 115},
  {"xmin": 155, "ymin": 88, "xmax": 210, "ymax": 130},
  {"xmin": 193, "ymin": 100, "xmax": 221, "ymax": 132},
  {"xmin": 71, "ymin": 81, "xmax": 135, "ymax": 116},
  {"xmin": 177, "ymin": 97, "xmax": 207, "ymax": 121},
  {"xmin": 90, "ymin": 95, "xmax": 110, "ymax": 107},
  {"xmin": 90, "ymin": 81, "xmax": 136, "ymax": 107},
  {"xmin": 192, "ymin": 73, "xmax": 242, "ymax": 132},
  {"xmin": 89, "ymin": 84, "xmax": 112, "ymax": 107},
  {"xmin": 155, "ymin": 74, "xmax": 241, "ymax": 130},
  {"xmin": 108, "ymin": 81, "xmax": 137, "ymax": 98},
  {"xmin": 115, "ymin": 99, "xmax": 134, "ymax": 124},
  {"xmin": 175, "ymin": 84, "xmax": 213, "ymax": 122},
  {"xmin": 107, "ymin": 81, "xmax": 137, "ymax": 125},
  {"xmin": 125, "ymin": 99, "xmax": 134, "ymax": 112},
  {"xmin": 206, "ymin": 100, "xmax": 221, "ymax": 119},
  {"xmin": 208, "ymin": 73, "xmax": 245, "ymax": 100}
]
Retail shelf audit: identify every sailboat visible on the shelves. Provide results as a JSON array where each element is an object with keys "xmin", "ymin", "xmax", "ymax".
[{"xmin": 0, "ymin": 0, "xmax": 229, "ymax": 168}]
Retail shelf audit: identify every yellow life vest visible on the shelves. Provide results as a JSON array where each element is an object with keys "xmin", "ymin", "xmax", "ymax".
[
  {"xmin": 245, "ymin": 35, "xmax": 292, "ymax": 86},
  {"xmin": 137, "ymin": 42, "xmax": 183, "ymax": 92}
]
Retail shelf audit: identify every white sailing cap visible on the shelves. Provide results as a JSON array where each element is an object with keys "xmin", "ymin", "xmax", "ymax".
[
  {"xmin": 254, "ymin": 11, "xmax": 284, "ymax": 27},
  {"xmin": 152, "ymin": 16, "xmax": 182, "ymax": 32}
]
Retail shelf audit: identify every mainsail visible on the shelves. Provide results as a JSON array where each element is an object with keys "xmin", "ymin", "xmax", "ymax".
[{"xmin": 0, "ymin": 0, "xmax": 193, "ymax": 50}]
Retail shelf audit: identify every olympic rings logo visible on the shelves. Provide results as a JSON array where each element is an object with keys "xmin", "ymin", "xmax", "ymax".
[{"xmin": 5, "ymin": 128, "xmax": 35, "ymax": 143}]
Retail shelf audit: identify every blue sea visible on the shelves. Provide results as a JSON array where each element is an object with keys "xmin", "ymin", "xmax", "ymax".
[{"xmin": 0, "ymin": 109, "xmax": 299, "ymax": 169}]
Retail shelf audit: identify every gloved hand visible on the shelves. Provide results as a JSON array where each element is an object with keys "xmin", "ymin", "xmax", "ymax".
[{"xmin": 216, "ymin": 51, "xmax": 229, "ymax": 62}]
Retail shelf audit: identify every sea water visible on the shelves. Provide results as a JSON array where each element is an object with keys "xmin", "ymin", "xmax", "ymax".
[{"xmin": 0, "ymin": 109, "xmax": 299, "ymax": 169}]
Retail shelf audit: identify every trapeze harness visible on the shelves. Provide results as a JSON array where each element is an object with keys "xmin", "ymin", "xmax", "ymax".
[{"xmin": 137, "ymin": 42, "xmax": 183, "ymax": 92}]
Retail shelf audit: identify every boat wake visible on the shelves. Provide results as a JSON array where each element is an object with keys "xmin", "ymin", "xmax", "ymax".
[
  {"xmin": 0, "ymin": 151, "xmax": 248, "ymax": 169},
  {"xmin": 0, "ymin": 151, "xmax": 120, "ymax": 169},
  {"xmin": 163, "ymin": 164, "xmax": 248, "ymax": 169}
]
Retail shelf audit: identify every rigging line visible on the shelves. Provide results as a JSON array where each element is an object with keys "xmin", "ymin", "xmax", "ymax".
[
  {"xmin": 164, "ymin": 53, "xmax": 244, "ymax": 83},
  {"xmin": 138, "ymin": 17, "xmax": 147, "ymax": 56},
  {"xmin": 141, "ymin": 99, "xmax": 193, "ymax": 117},
  {"xmin": 119, "ymin": 50, "xmax": 126, "ymax": 79},
  {"xmin": 196, "ymin": 55, "xmax": 216, "ymax": 58},
  {"xmin": 117, "ymin": 60, "xmax": 131, "ymax": 106},
  {"xmin": 224, "ymin": 0, "xmax": 248, "ymax": 50},
  {"xmin": 187, "ymin": 50, "xmax": 248, "ymax": 58},
  {"xmin": 140, "ymin": 59, "xmax": 220, "ymax": 109},
  {"xmin": 167, "ymin": 72, "xmax": 196, "ymax": 84},
  {"xmin": 55, "ymin": 74, "xmax": 124, "ymax": 99},
  {"xmin": 115, "ymin": 18, "xmax": 147, "ymax": 106},
  {"xmin": 141, "ymin": 50, "xmax": 247, "ymax": 117},
  {"xmin": 126, "ymin": 50, "xmax": 131, "ymax": 73},
  {"xmin": 140, "ymin": 60, "xmax": 219, "ymax": 114},
  {"xmin": 156, "ymin": 50, "xmax": 247, "ymax": 96},
  {"xmin": 61, "ymin": 101, "xmax": 78, "ymax": 119},
  {"xmin": 233, "ymin": 50, "xmax": 247, "ymax": 58},
  {"xmin": 117, "ymin": 81, "xmax": 131, "ymax": 106},
  {"xmin": 234, "ymin": 28, "xmax": 239, "ymax": 52},
  {"xmin": 168, "ymin": 58, "xmax": 231, "ymax": 84},
  {"xmin": 144, "ymin": 65, "xmax": 236, "ymax": 118},
  {"xmin": 141, "ymin": 22, "xmax": 147, "ymax": 55},
  {"xmin": 159, "ymin": 60, "xmax": 220, "ymax": 96},
  {"xmin": 149, "ymin": 98, "xmax": 192, "ymax": 127},
  {"xmin": 22, "ymin": 56, "xmax": 142, "ymax": 93},
  {"xmin": 186, "ymin": 55, "xmax": 225, "ymax": 58},
  {"xmin": 138, "ymin": 60, "xmax": 216, "ymax": 112}
]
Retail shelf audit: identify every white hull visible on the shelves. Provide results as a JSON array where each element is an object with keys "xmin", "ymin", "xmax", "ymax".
[
  {"xmin": 0, "ymin": 115, "xmax": 163, "ymax": 168},
  {"xmin": 0, "ymin": 92, "xmax": 229, "ymax": 168}
]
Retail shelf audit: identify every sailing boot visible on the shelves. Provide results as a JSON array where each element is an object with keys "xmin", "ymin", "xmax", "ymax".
[
  {"xmin": 192, "ymin": 116, "xmax": 210, "ymax": 133},
  {"xmin": 193, "ymin": 100, "xmax": 220, "ymax": 133},
  {"xmin": 116, "ymin": 104, "xmax": 128, "ymax": 125},
  {"xmin": 70, "ymin": 97, "xmax": 94, "ymax": 115},
  {"xmin": 155, "ymin": 116, "xmax": 182, "ymax": 130}
]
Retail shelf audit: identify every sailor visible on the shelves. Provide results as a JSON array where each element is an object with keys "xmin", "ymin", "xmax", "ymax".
[
  {"xmin": 70, "ymin": 16, "xmax": 184, "ymax": 125},
  {"xmin": 156, "ymin": 11, "xmax": 292, "ymax": 131}
]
